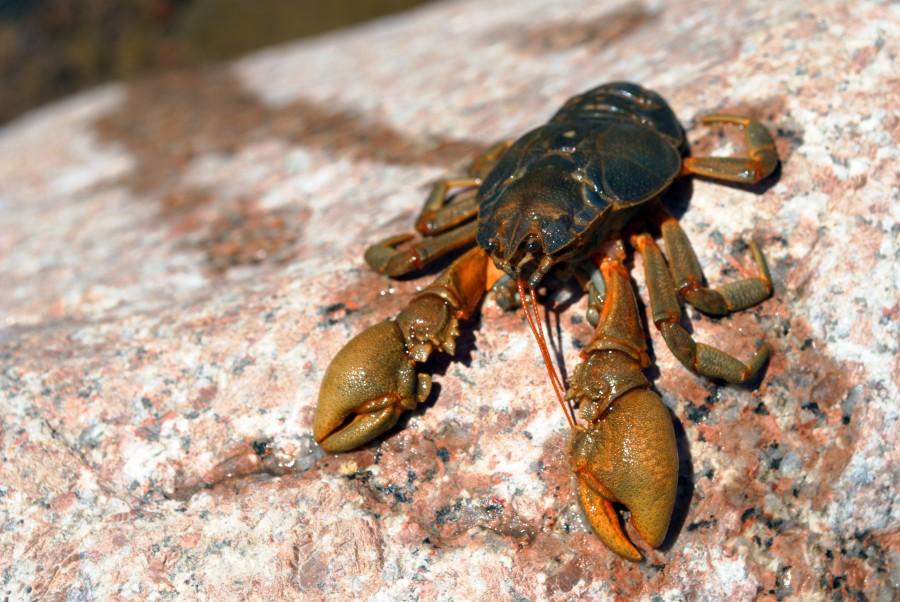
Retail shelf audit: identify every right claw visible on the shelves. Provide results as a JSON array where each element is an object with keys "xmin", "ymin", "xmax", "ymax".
[{"xmin": 568, "ymin": 351, "xmax": 678, "ymax": 561}]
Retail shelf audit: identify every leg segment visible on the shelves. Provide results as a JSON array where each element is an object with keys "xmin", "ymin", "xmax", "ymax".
[
  {"xmin": 314, "ymin": 247, "xmax": 495, "ymax": 452},
  {"xmin": 415, "ymin": 179, "xmax": 480, "ymax": 235},
  {"xmin": 658, "ymin": 211, "xmax": 771, "ymax": 315},
  {"xmin": 682, "ymin": 114, "xmax": 779, "ymax": 184},
  {"xmin": 366, "ymin": 140, "xmax": 513, "ymax": 276},
  {"xmin": 632, "ymin": 233, "xmax": 770, "ymax": 383},
  {"xmin": 567, "ymin": 253, "xmax": 678, "ymax": 561},
  {"xmin": 365, "ymin": 220, "xmax": 478, "ymax": 276},
  {"xmin": 414, "ymin": 140, "xmax": 512, "ymax": 234}
]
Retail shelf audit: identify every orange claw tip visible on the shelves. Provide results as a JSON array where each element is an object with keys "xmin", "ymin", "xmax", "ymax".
[{"xmin": 578, "ymin": 480, "xmax": 643, "ymax": 561}]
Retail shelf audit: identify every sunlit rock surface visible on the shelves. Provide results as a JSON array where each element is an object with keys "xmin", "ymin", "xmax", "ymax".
[{"xmin": 1, "ymin": 0, "xmax": 897, "ymax": 599}]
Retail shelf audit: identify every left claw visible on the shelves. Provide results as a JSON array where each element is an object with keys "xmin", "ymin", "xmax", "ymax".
[
  {"xmin": 568, "ymin": 353, "xmax": 678, "ymax": 560},
  {"xmin": 314, "ymin": 294, "xmax": 461, "ymax": 452},
  {"xmin": 313, "ymin": 319, "xmax": 431, "ymax": 453}
]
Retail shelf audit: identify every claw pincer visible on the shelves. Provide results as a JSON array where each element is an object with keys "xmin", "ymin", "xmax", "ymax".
[
  {"xmin": 314, "ymin": 247, "xmax": 489, "ymax": 453},
  {"xmin": 566, "ymin": 257, "xmax": 678, "ymax": 560},
  {"xmin": 313, "ymin": 319, "xmax": 431, "ymax": 452}
]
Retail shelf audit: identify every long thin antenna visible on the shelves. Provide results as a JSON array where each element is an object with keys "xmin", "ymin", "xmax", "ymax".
[{"xmin": 517, "ymin": 280, "xmax": 575, "ymax": 429}]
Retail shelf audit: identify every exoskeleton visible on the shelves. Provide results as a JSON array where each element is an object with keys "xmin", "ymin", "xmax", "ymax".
[{"xmin": 314, "ymin": 82, "xmax": 777, "ymax": 560}]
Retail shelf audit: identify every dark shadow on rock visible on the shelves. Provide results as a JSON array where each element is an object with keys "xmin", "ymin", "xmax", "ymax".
[
  {"xmin": 540, "ymin": 275, "xmax": 584, "ymax": 388},
  {"xmin": 94, "ymin": 68, "xmax": 487, "ymax": 196},
  {"xmin": 660, "ymin": 174, "xmax": 694, "ymax": 221},
  {"xmin": 494, "ymin": 5, "xmax": 657, "ymax": 55},
  {"xmin": 93, "ymin": 68, "xmax": 488, "ymax": 277},
  {"xmin": 658, "ymin": 413, "xmax": 694, "ymax": 552}
]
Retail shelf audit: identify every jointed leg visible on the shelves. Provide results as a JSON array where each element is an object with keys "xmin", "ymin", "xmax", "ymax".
[
  {"xmin": 673, "ymin": 115, "xmax": 777, "ymax": 308},
  {"xmin": 366, "ymin": 140, "xmax": 513, "ymax": 276},
  {"xmin": 632, "ymin": 233, "xmax": 770, "ymax": 383},
  {"xmin": 366, "ymin": 220, "xmax": 478, "ymax": 276},
  {"xmin": 415, "ymin": 139, "xmax": 513, "ymax": 233},
  {"xmin": 415, "ymin": 181, "xmax": 481, "ymax": 235},
  {"xmin": 682, "ymin": 114, "xmax": 778, "ymax": 184},
  {"xmin": 656, "ymin": 209, "xmax": 771, "ymax": 315}
]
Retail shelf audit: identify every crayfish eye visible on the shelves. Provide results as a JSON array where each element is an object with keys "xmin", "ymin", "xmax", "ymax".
[{"xmin": 524, "ymin": 237, "xmax": 542, "ymax": 255}]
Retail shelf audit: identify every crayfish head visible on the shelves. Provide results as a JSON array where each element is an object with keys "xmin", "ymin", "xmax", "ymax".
[
  {"xmin": 482, "ymin": 228, "xmax": 556, "ymax": 290},
  {"xmin": 569, "ymin": 387, "xmax": 678, "ymax": 561},
  {"xmin": 478, "ymin": 160, "xmax": 583, "ymax": 288}
]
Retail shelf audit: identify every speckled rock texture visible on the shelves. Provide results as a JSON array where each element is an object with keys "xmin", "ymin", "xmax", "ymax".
[{"xmin": 1, "ymin": 0, "xmax": 897, "ymax": 599}]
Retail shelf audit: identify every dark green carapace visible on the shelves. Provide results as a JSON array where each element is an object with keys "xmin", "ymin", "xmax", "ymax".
[{"xmin": 477, "ymin": 82, "xmax": 686, "ymax": 284}]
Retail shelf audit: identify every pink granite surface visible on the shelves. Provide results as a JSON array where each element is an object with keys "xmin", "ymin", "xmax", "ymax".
[{"xmin": 1, "ymin": 0, "xmax": 897, "ymax": 599}]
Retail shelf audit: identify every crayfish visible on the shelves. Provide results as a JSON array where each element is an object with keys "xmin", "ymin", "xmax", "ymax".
[{"xmin": 313, "ymin": 82, "xmax": 777, "ymax": 560}]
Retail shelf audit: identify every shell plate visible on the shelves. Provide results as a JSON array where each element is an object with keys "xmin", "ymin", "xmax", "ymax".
[{"xmin": 476, "ymin": 82, "xmax": 686, "ymax": 260}]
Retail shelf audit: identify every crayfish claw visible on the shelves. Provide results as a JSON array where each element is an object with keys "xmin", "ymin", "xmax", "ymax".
[
  {"xmin": 314, "ymin": 321, "xmax": 430, "ymax": 452},
  {"xmin": 570, "ymin": 386, "xmax": 678, "ymax": 560},
  {"xmin": 315, "ymin": 404, "xmax": 403, "ymax": 454},
  {"xmin": 576, "ymin": 479, "xmax": 643, "ymax": 561}
]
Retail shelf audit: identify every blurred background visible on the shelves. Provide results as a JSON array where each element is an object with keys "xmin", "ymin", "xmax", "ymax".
[{"xmin": 0, "ymin": 0, "xmax": 435, "ymax": 125}]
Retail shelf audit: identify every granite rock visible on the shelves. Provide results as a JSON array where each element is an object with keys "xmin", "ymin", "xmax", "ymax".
[{"xmin": 1, "ymin": 0, "xmax": 898, "ymax": 600}]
